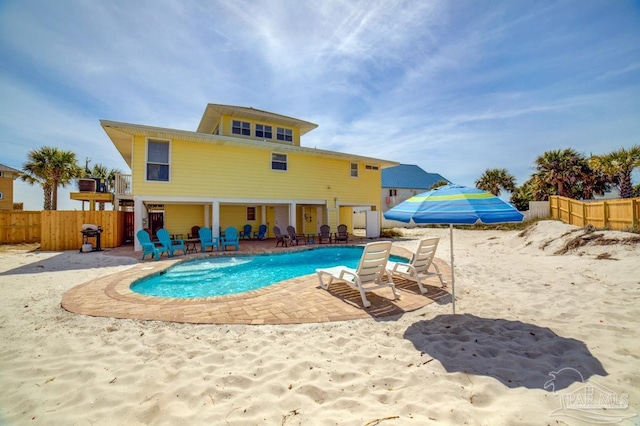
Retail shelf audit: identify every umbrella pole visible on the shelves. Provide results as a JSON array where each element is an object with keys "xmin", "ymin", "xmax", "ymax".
[{"xmin": 450, "ymin": 224, "xmax": 455, "ymax": 314}]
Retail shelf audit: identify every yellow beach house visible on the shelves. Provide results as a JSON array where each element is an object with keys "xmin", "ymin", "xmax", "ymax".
[
  {"xmin": 0, "ymin": 163, "xmax": 21, "ymax": 211},
  {"xmin": 101, "ymin": 104, "xmax": 398, "ymax": 251}
]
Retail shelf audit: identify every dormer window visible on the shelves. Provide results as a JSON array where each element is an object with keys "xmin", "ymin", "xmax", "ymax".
[
  {"xmin": 256, "ymin": 124, "xmax": 272, "ymax": 139},
  {"xmin": 276, "ymin": 127, "xmax": 293, "ymax": 142},
  {"xmin": 232, "ymin": 120, "xmax": 251, "ymax": 136}
]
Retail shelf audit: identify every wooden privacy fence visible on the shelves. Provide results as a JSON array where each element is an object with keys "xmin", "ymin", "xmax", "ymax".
[
  {"xmin": 0, "ymin": 211, "xmax": 41, "ymax": 243},
  {"xmin": 550, "ymin": 195, "xmax": 640, "ymax": 231},
  {"xmin": 0, "ymin": 211, "xmax": 125, "ymax": 250}
]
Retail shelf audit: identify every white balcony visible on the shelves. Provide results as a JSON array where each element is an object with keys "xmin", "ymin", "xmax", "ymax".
[{"xmin": 115, "ymin": 174, "xmax": 132, "ymax": 196}]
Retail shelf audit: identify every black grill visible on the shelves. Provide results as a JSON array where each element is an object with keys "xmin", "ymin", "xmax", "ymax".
[{"xmin": 80, "ymin": 226, "xmax": 103, "ymax": 252}]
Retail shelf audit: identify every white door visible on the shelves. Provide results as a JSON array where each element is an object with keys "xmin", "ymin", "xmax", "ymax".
[{"xmin": 274, "ymin": 206, "xmax": 289, "ymax": 232}]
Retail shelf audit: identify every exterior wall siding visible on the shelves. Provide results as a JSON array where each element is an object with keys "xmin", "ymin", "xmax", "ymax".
[
  {"xmin": 163, "ymin": 204, "xmax": 204, "ymax": 237},
  {"xmin": 133, "ymin": 137, "xmax": 381, "ymax": 207},
  {"xmin": 0, "ymin": 177, "xmax": 14, "ymax": 211}
]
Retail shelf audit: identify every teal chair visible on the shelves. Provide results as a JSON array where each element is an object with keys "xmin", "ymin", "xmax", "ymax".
[
  {"xmin": 253, "ymin": 224, "xmax": 267, "ymax": 240},
  {"xmin": 220, "ymin": 227, "xmax": 239, "ymax": 251},
  {"xmin": 136, "ymin": 229, "xmax": 169, "ymax": 261},
  {"xmin": 240, "ymin": 224, "xmax": 253, "ymax": 240},
  {"xmin": 198, "ymin": 227, "xmax": 219, "ymax": 252},
  {"xmin": 156, "ymin": 228, "xmax": 185, "ymax": 257}
]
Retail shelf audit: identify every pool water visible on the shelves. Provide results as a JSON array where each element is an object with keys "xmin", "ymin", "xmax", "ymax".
[{"xmin": 131, "ymin": 246, "xmax": 406, "ymax": 298}]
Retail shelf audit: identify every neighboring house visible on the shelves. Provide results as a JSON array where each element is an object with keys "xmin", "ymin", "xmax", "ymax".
[
  {"xmin": 101, "ymin": 103, "xmax": 398, "ymax": 250},
  {"xmin": 382, "ymin": 164, "xmax": 449, "ymax": 209},
  {"xmin": 0, "ymin": 163, "xmax": 21, "ymax": 211},
  {"xmin": 380, "ymin": 164, "xmax": 449, "ymax": 228}
]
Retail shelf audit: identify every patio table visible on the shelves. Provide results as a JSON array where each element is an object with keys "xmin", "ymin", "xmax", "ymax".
[{"xmin": 184, "ymin": 238, "xmax": 199, "ymax": 254}]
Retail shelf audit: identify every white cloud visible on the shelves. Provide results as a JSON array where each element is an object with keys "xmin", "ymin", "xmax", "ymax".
[{"xmin": 1, "ymin": 0, "xmax": 639, "ymax": 210}]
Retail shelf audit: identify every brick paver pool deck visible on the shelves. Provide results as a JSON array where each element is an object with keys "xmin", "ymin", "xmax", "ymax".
[{"xmin": 62, "ymin": 237, "xmax": 451, "ymax": 325}]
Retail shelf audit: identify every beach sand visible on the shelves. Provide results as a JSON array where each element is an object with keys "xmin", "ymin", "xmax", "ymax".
[{"xmin": 0, "ymin": 220, "xmax": 638, "ymax": 425}]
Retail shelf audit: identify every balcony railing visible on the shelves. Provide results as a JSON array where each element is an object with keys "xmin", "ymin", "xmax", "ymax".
[{"xmin": 115, "ymin": 174, "xmax": 132, "ymax": 196}]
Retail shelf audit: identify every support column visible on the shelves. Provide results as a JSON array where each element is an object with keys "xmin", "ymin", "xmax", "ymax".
[
  {"xmin": 289, "ymin": 202, "xmax": 297, "ymax": 229},
  {"xmin": 261, "ymin": 204, "xmax": 267, "ymax": 226},
  {"xmin": 134, "ymin": 196, "xmax": 144, "ymax": 251},
  {"xmin": 212, "ymin": 200, "xmax": 220, "ymax": 238}
]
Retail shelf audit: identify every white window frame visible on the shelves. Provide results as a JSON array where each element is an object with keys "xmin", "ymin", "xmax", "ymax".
[
  {"xmin": 350, "ymin": 162, "xmax": 359, "ymax": 178},
  {"xmin": 232, "ymin": 120, "xmax": 251, "ymax": 136},
  {"xmin": 255, "ymin": 124, "xmax": 272, "ymax": 139},
  {"xmin": 146, "ymin": 138, "xmax": 171, "ymax": 182},
  {"xmin": 271, "ymin": 152, "xmax": 288, "ymax": 171},
  {"xmin": 276, "ymin": 127, "xmax": 293, "ymax": 143}
]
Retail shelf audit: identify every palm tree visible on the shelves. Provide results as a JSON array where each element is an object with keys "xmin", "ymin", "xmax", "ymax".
[
  {"xmin": 534, "ymin": 148, "xmax": 589, "ymax": 199},
  {"xmin": 475, "ymin": 168, "xmax": 516, "ymax": 196},
  {"xmin": 21, "ymin": 146, "xmax": 82, "ymax": 210},
  {"xmin": 590, "ymin": 145, "xmax": 640, "ymax": 198}
]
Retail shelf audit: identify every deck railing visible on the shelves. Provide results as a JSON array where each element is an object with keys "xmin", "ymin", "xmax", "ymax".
[{"xmin": 115, "ymin": 174, "xmax": 132, "ymax": 196}]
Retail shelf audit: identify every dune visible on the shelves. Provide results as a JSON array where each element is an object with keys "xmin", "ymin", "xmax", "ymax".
[{"xmin": 0, "ymin": 220, "xmax": 638, "ymax": 425}]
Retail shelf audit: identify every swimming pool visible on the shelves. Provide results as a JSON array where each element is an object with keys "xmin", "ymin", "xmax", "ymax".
[{"xmin": 131, "ymin": 246, "xmax": 406, "ymax": 298}]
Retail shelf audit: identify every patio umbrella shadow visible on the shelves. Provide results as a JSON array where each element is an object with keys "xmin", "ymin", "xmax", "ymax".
[{"xmin": 404, "ymin": 314, "xmax": 607, "ymax": 390}]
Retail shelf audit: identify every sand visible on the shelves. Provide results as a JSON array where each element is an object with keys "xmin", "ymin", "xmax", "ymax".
[{"xmin": 0, "ymin": 220, "xmax": 638, "ymax": 425}]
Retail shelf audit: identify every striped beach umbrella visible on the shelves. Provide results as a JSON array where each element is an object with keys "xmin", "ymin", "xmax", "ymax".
[{"xmin": 384, "ymin": 184, "xmax": 524, "ymax": 313}]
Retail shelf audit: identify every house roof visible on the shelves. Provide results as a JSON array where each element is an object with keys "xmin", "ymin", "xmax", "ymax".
[
  {"xmin": 196, "ymin": 104, "xmax": 319, "ymax": 135},
  {"xmin": 381, "ymin": 164, "xmax": 449, "ymax": 189},
  {"xmin": 100, "ymin": 120, "xmax": 398, "ymax": 169},
  {"xmin": 0, "ymin": 163, "xmax": 21, "ymax": 175}
]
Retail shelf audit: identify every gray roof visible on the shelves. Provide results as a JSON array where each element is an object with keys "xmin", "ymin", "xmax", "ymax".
[
  {"xmin": 381, "ymin": 164, "xmax": 449, "ymax": 189},
  {"xmin": 0, "ymin": 163, "xmax": 21, "ymax": 174}
]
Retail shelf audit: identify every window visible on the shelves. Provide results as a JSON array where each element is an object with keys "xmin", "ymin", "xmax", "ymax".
[
  {"xmin": 365, "ymin": 164, "xmax": 379, "ymax": 171},
  {"xmin": 246, "ymin": 206, "xmax": 256, "ymax": 221},
  {"xmin": 389, "ymin": 189, "xmax": 397, "ymax": 196},
  {"xmin": 271, "ymin": 153, "xmax": 287, "ymax": 171},
  {"xmin": 256, "ymin": 124, "xmax": 272, "ymax": 139},
  {"xmin": 147, "ymin": 139, "xmax": 170, "ymax": 182},
  {"xmin": 350, "ymin": 162, "xmax": 358, "ymax": 178},
  {"xmin": 0, "ymin": 192, "xmax": 3, "ymax": 200},
  {"xmin": 232, "ymin": 120, "xmax": 251, "ymax": 136},
  {"xmin": 276, "ymin": 127, "xmax": 293, "ymax": 142}
]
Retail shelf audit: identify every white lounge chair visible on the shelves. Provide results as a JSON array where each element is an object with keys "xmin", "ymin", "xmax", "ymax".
[
  {"xmin": 316, "ymin": 241, "xmax": 400, "ymax": 308},
  {"xmin": 386, "ymin": 237, "xmax": 446, "ymax": 294}
]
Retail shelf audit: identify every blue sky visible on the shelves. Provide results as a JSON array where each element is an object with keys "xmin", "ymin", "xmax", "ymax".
[{"xmin": 1, "ymin": 0, "xmax": 639, "ymax": 210}]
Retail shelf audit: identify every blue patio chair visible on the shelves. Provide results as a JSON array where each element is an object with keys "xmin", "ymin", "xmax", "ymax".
[
  {"xmin": 198, "ymin": 227, "xmax": 219, "ymax": 252},
  {"xmin": 156, "ymin": 228, "xmax": 186, "ymax": 257},
  {"xmin": 220, "ymin": 226, "xmax": 239, "ymax": 251},
  {"xmin": 136, "ymin": 229, "xmax": 169, "ymax": 261},
  {"xmin": 240, "ymin": 224, "xmax": 253, "ymax": 240},
  {"xmin": 253, "ymin": 224, "xmax": 267, "ymax": 240}
]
